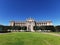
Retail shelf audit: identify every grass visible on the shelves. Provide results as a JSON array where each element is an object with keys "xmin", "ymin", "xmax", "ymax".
[{"xmin": 0, "ymin": 32, "xmax": 60, "ymax": 45}]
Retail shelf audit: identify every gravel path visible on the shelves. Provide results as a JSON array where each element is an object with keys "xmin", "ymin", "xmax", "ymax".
[{"xmin": 42, "ymin": 32, "xmax": 60, "ymax": 36}]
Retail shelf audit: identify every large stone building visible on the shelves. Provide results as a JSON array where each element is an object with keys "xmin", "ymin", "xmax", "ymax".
[{"xmin": 10, "ymin": 18, "xmax": 52, "ymax": 32}]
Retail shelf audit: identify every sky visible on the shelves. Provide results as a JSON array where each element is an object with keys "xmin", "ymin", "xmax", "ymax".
[{"xmin": 0, "ymin": 0, "xmax": 60, "ymax": 26}]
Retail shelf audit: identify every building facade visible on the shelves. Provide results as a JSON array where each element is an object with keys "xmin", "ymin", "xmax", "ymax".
[{"xmin": 10, "ymin": 18, "xmax": 52, "ymax": 32}]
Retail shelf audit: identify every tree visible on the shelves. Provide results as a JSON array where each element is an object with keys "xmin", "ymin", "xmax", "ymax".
[
  {"xmin": 9, "ymin": 26, "xmax": 21, "ymax": 30},
  {"xmin": 55, "ymin": 26, "xmax": 60, "ymax": 32},
  {"xmin": 33, "ymin": 26, "xmax": 42, "ymax": 31},
  {"xmin": 0, "ymin": 26, "xmax": 10, "ymax": 33},
  {"xmin": 40, "ymin": 26, "xmax": 55, "ymax": 32},
  {"xmin": 0, "ymin": 25, "xmax": 3, "ymax": 31},
  {"xmin": 21, "ymin": 26, "xmax": 27, "ymax": 30}
]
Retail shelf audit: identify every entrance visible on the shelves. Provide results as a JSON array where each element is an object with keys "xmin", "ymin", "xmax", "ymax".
[{"xmin": 28, "ymin": 25, "xmax": 31, "ymax": 31}]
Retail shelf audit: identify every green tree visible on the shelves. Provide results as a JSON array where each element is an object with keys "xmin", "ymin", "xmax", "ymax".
[
  {"xmin": 0, "ymin": 25, "xmax": 3, "ymax": 31},
  {"xmin": 33, "ymin": 26, "xmax": 42, "ymax": 31},
  {"xmin": 55, "ymin": 26, "xmax": 60, "ymax": 32},
  {"xmin": 21, "ymin": 26, "xmax": 27, "ymax": 30},
  {"xmin": 40, "ymin": 26, "xmax": 55, "ymax": 32}
]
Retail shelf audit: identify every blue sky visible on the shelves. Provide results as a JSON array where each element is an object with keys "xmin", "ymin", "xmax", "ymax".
[{"xmin": 0, "ymin": 0, "xmax": 60, "ymax": 26}]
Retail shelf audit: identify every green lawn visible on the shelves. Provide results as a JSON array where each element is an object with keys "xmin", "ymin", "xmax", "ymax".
[{"xmin": 0, "ymin": 32, "xmax": 60, "ymax": 45}]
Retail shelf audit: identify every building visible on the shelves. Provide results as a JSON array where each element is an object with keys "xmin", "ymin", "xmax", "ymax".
[{"xmin": 10, "ymin": 18, "xmax": 52, "ymax": 32}]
